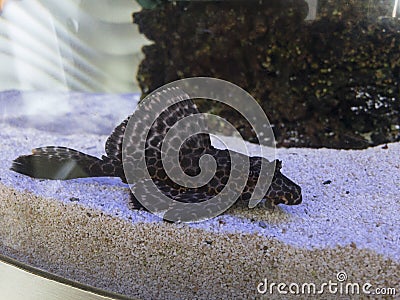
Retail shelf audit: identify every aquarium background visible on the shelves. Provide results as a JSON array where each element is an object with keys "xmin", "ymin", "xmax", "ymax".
[
  {"xmin": 0, "ymin": 1, "xmax": 399, "ymax": 299},
  {"xmin": 0, "ymin": 0, "xmax": 149, "ymax": 93},
  {"xmin": 133, "ymin": 0, "xmax": 400, "ymax": 149}
]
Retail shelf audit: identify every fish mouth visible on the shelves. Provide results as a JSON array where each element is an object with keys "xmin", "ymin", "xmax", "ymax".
[
  {"xmin": 273, "ymin": 198, "xmax": 287, "ymax": 205},
  {"xmin": 293, "ymin": 194, "xmax": 302, "ymax": 205},
  {"xmin": 274, "ymin": 194, "xmax": 302, "ymax": 205}
]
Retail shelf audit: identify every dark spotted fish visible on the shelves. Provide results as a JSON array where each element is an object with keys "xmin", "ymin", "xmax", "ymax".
[{"xmin": 11, "ymin": 87, "xmax": 302, "ymax": 218}]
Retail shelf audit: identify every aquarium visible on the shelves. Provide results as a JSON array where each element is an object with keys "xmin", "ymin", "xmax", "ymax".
[{"xmin": 0, "ymin": 1, "xmax": 399, "ymax": 299}]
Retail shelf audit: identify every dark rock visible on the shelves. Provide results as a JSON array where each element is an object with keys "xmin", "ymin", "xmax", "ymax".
[{"xmin": 133, "ymin": 0, "xmax": 400, "ymax": 149}]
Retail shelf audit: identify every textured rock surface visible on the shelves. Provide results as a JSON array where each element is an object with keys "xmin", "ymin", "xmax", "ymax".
[{"xmin": 133, "ymin": 0, "xmax": 400, "ymax": 149}]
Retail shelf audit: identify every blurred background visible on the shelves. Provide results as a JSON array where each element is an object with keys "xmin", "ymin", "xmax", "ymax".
[
  {"xmin": 0, "ymin": 0, "xmax": 324, "ymax": 94},
  {"xmin": 0, "ymin": 0, "xmax": 150, "ymax": 93}
]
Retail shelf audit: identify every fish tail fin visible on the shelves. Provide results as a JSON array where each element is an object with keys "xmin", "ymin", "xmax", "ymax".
[{"xmin": 11, "ymin": 146, "xmax": 117, "ymax": 180}]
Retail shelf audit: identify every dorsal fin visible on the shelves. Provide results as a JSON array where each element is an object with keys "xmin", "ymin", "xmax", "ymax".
[
  {"xmin": 144, "ymin": 87, "xmax": 212, "ymax": 151},
  {"xmin": 105, "ymin": 87, "xmax": 212, "ymax": 180},
  {"xmin": 123, "ymin": 87, "xmax": 213, "ymax": 187},
  {"xmin": 104, "ymin": 116, "xmax": 130, "ymax": 163},
  {"xmin": 142, "ymin": 87, "xmax": 213, "ymax": 185}
]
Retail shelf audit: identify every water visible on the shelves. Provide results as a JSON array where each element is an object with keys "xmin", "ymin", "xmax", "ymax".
[{"xmin": 0, "ymin": 1, "xmax": 399, "ymax": 299}]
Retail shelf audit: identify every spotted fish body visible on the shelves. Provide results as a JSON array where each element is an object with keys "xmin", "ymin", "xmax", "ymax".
[{"xmin": 11, "ymin": 87, "xmax": 302, "ymax": 215}]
